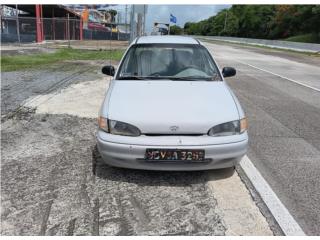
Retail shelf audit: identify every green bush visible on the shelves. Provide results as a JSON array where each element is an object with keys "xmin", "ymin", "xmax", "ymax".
[{"xmin": 284, "ymin": 33, "xmax": 320, "ymax": 43}]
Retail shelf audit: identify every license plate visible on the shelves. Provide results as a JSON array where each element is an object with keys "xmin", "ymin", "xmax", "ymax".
[{"xmin": 145, "ymin": 149, "xmax": 205, "ymax": 162}]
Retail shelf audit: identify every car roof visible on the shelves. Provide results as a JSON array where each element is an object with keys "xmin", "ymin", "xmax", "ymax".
[{"xmin": 134, "ymin": 35, "xmax": 200, "ymax": 45}]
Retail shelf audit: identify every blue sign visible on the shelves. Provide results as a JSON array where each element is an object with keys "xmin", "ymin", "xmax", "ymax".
[{"xmin": 170, "ymin": 14, "xmax": 177, "ymax": 24}]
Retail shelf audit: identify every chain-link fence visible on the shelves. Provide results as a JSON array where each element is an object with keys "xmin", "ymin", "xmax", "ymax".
[
  {"xmin": 42, "ymin": 17, "xmax": 81, "ymax": 41},
  {"xmin": 1, "ymin": 17, "xmax": 36, "ymax": 42},
  {"xmin": 83, "ymin": 24, "xmax": 130, "ymax": 41},
  {"xmin": 1, "ymin": 16, "xmax": 130, "ymax": 44}
]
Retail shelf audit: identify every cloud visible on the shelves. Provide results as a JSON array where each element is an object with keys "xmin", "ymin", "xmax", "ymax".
[{"xmin": 145, "ymin": 5, "xmax": 230, "ymax": 33}]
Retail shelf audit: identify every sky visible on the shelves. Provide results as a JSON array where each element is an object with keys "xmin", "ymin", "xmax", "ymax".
[
  {"xmin": 145, "ymin": 5, "xmax": 231, "ymax": 33},
  {"xmin": 65, "ymin": 4, "xmax": 230, "ymax": 34}
]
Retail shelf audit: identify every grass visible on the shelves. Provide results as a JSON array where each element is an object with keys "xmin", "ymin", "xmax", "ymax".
[
  {"xmin": 1, "ymin": 48, "xmax": 125, "ymax": 72},
  {"xmin": 284, "ymin": 33, "xmax": 320, "ymax": 44}
]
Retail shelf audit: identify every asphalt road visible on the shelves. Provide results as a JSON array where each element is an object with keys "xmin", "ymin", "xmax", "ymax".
[{"xmin": 202, "ymin": 40, "xmax": 320, "ymax": 235}]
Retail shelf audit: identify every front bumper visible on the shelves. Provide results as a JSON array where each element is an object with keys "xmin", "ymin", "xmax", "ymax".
[{"xmin": 96, "ymin": 130, "xmax": 248, "ymax": 171}]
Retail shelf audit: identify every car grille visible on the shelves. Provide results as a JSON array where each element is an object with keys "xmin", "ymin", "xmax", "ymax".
[{"xmin": 144, "ymin": 133, "xmax": 204, "ymax": 136}]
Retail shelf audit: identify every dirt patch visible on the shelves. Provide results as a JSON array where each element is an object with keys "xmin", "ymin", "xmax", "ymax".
[
  {"xmin": 48, "ymin": 40, "xmax": 129, "ymax": 50},
  {"xmin": 1, "ymin": 47, "xmax": 57, "ymax": 56}
]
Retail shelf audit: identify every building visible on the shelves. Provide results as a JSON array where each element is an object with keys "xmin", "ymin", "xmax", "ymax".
[{"xmin": 1, "ymin": 4, "xmax": 130, "ymax": 43}]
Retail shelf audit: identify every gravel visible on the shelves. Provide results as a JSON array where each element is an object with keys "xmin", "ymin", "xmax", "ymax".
[
  {"xmin": 1, "ymin": 113, "xmax": 226, "ymax": 235},
  {"xmin": 1, "ymin": 60, "xmax": 105, "ymax": 117}
]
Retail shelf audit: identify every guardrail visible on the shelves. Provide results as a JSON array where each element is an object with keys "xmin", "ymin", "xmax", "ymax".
[{"xmin": 196, "ymin": 36, "xmax": 320, "ymax": 53}]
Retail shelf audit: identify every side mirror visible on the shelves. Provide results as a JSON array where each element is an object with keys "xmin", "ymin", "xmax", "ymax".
[
  {"xmin": 222, "ymin": 67, "xmax": 236, "ymax": 78},
  {"xmin": 102, "ymin": 65, "xmax": 115, "ymax": 76}
]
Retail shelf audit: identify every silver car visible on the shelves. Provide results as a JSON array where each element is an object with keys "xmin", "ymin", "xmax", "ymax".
[{"xmin": 97, "ymin": 36, "xmax": 248, "ymax": 171}]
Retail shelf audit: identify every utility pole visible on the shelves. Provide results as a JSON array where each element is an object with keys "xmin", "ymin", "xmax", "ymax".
[
  {"xmin": 67, "ymin": 13, "xmax": 70, "ymax": 48},
  {"xmin": 15, "ymin": 4, "xmax": 21, "ymax": 45},
  {"xmin": 137, "ymin": 13, "xmax": 142, "ymax": 37},
  {"xmin": 129, "ymin": 5, "xmax": 135, "ymax": 42},
  {"xmin": 125, "ymin": 4, "xmax": 128, "ymax": 34},
  {"xmin": 117, "ymin": 12, "xmax": 120, "ymax": 40},
  {"xmin": 223, "ymin": 10, "xmax": 228, "ymax": 32},
  {"xmin": 0, "ymin": 5, "xmax": 4, "ymax": 34},
  {"xmin": 142, "ymin": 4, "xmax": 146, "ymax": 35}
]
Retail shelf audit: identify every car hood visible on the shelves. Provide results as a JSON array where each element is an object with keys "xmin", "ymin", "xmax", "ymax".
[{"xmin": 106, "ymin": 80, "xmax": 239, "ymax": 134}]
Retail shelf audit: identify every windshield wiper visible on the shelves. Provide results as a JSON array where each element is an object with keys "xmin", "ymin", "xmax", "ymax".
[
  {"xmin": 118, "ymin": 76, "xmax": 171, "ymax": 80},
  {"xmin": 118, "ymin": 76, "xmax": 148, "ymax": 80},
  {"xmin": 164, "ymin": 76, "xmax": 215, "ymax": 81},
  {"xmin": 167, "ymin": 77, "xmax": 199, "ymax": 81}
]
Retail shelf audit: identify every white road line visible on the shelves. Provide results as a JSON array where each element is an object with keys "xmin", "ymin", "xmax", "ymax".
[
  {"xmin": 245, "ymin": 63, "xmax": 320, "ymax": 92},
  {"xmin": 240, "ymin": 155, "xmax": 305, "ymax": 236}
]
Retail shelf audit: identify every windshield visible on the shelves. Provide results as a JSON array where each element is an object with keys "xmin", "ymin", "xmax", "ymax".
[{"xmin": 117, "ymin": 44, "xmax": 221, "ymax": 81}]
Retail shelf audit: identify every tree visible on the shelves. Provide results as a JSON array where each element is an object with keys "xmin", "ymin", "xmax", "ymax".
[
  {"xmin": 183, "ymin": 4, "xmax": 319, "ymax": 42},
  {"xmin": 170, "ymin": 25, "xmax": 183, "ymax": 35},
  {"xmin": 220, "ymin": 10, "xmax": 239, "ymax": 36},
  {"xmin": 184, "ymin": 22, "xmax": 201, "ymax": 35}
]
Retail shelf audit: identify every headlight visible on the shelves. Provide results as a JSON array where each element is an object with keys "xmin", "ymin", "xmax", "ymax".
[
  {"xmin": 98, "ymin": 117, "xmax": 141, "ymax": 136},
  {"xmin": 109, "ymin": 120, "xmax": 141, "ymax": 136},
  {"xmin": 208, "ymin": 118, "xmax": 247, "ymax": 136}
]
